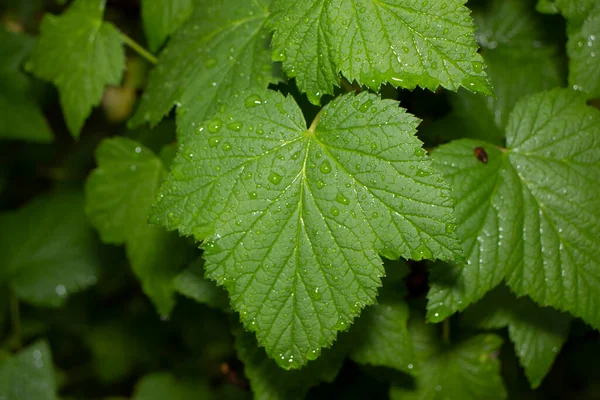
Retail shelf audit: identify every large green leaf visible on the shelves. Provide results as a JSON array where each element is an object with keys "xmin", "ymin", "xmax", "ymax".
[
  {"xmin": 462, "ymin": 286, "xmax": 571, "ymax": 388},
  {"xmin": 27, "ymin": 0, "xmax": 125, "ymax": 137},
  {"xmin": 129, "ymin": 0, "xmax": 276, "ymax": 137},
  {"xmin": 268, "ymin": 0, "xmax": 491, "ymax": 104},
  {"xmin": 85, "ymin": 137, "xmax": 192, "ymax": 316},
  {"xmin": 0, "ymin": 191, "xmax": 100, "ymax": 307},
  {"xmin": 390, "ymin": 316, "xmax": 506, "ymax": 400},
  {"xmin": 427, "ymin": 89, "xmax": 600, "ymax": 332},
  {"xmin": 141, "ymin": 0, "xmax": 193, "ymax": 52},
  {"xmin": 0, "ymin": 28, "xmax": 52, "ymax": 142},
  {"xmin": 151, "ymin": 89, "xmax": 462, "ymax": 368},
  {"xmin": 0, "ymin": 341, "xmax": 56, "ymax": 400}
]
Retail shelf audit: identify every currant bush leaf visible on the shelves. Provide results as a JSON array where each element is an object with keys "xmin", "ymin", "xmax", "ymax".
[
  {"xmin": 86, "ymin": 138, "xmax": 193, "ymax": 316},
  {"xmin": 0, "ymin": 28, "xmax": 52, "ymax": 142},
  {"xmin": 390, "ymin": 316, "xmax": 506, "ymax": 400},
  {"xmin": 420, "ymin": 0, "xmax": 562, "ymax": 146},
  {"xmin": 0, "ymin": 341, "xmax": 56, "ymax": 400},
  {"xmin": 173, "ymin": 258, "xmax": 230, "ymax": 311},
  {"xmin": 27, "ymin": 0, "xmax": 125, "ymax": 137},
  {"xmin": 427, "ymin": 89, "xmax": 600, "ymax": 331},
  {"xmin": 132, "ymin": 373, "xmax": 211, "ymax": 400},
  {"xmin": 0, "ymin": 191, "xmax": 100, "ymax": 307},
  {"xmin": 234, "ymin": 326, "xmax": 345, "ymax": 400},
  {"xmin": 268, "ymin": 0, "xmax": 491, "ymax": 104},
  {"xmin": 141, "ymin": 0, "xmax": 193, "ymax": 52},
  {"xmin": 463, "ymin": 286, "xmax": 571, "ymax": 388},
  {"xmin": 564, "ymin": 3, "xmax": 600, "ymax": 98},
  {"xmin": 349, "ymin": 286, "xmax": 415, "ymax": 375},
  {"xmin": 129, "ymin": 0, "xmax": 276, "ymax": 137},
  {"xmin": 151, "ymin": 90, "xmax": 462, "ymax": 368}
]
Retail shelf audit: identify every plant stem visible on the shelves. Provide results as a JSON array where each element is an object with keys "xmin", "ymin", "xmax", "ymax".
[
  {"xmin": 442, "ymin": 318, "xmax": 450, "ymax": 345},
  {"xmin": 121, "ymin": 33, "xmax": 157, "ymax": 65},
  {"xmin": 9, "ymin": 290, "xmax": 21, "ymax": 351}
]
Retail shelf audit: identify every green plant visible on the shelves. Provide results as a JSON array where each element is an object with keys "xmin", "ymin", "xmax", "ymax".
[{"xmin": 1, "ymin": 0, "xmax": 599, "ymax": 399}]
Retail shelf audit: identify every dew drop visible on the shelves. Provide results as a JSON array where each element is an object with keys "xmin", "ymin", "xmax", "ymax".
[
  {"xmin": 228, "ymin": 121, "xmax": 242, "ymax": 131},
  {"xmin": 268, "ymin": 172, "xmax": 283, "ymax": 185},
  {"xmin": 330, "ymin": 206, "xmax": 340, "ymax": 216},
  {"xmin": 320, "ymin": 160, "xmax": 332, "ymax": 174},
  {"xmin": 245, "ymin": 94, "xmax": 262, "ymax": 108},
  {"xmin": 208, "ymin": 137, "xmax": 221, "ymax": 147},
  {"xmin": 335, "ymin": 193, "xmax": 350, "ymax": 205},
  {"xmin": 208, "ymin": 118, "xmax": 223, "ymax": 133}
]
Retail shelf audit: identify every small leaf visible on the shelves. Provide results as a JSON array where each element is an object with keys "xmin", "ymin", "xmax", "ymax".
[
  {"xmin": 0, "ymin": 341, "xmax": 57, "ymax": 400},
  {"xmin": 427, "ymin": 89, "xmax": 600, "ymax": 332},
  {"xmin": 141, "ymin": 0, "xmax": 193, "ymax": 52},
  {"xmin": 234, "ymin": 326, "xmax": 345, "ymax": 400},
  {"xmin": 463, "ymin": 286, "xmax": 571, "ymax": 388},
  {"xmin": 268, "ymin": 0, "xmax": 491, "ymax": 104},
  {"xmin": 0, "ymin": 28, "xmax": 52, "ymax": 142},
  {"xmin": 86, "ymin": 137, "xmax": 193, "ymax": 316},
  {"xmin": 349, "ymin": 286, "xmax": 416, "ymax": 375},
  {"xmin": 173, "ymin": 258, "xmax": 230, "ymax": 311},
  {"xmin": 0, "ymin": 191, "xmax": 100, "ymax": 307},
  {"xmin": 28, "ymin": 0, "xmax": 125, "ymax": 137},
  {"xmin": 129, "ymin": 0, "xmax": 276, "ymax": 137},
  {"xmin": 565, "ymin": 4, "xmax": 600, "ymax": 97},
  {"xmin": 132, "ymin": 373, "xmax": 211, "ymax": 400},
  {"xmin": 390, "ymin": 316, "xmax": 506, "ymax": 400},
  {"xmin": 152, "ymin": 89, "xmax": 462, "ymax": 368}
]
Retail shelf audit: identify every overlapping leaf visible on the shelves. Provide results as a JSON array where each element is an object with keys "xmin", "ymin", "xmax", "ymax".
[
  {"xmin": 0, "ymin": 28, "xmax": 52, "ymax": 142},
  {"xmin": 234, "ymin": 326, "xmax": 345, "ymax": 400},
  {"xmin": 132, "ymin": 373, "xmax": 211, "ymax": 400},
  {"xmin": 420, "ymin": 0, "xmax": 562, "ymax": 146},
  {"xmin": 349, "ymin": 286, "xmax": 415, "ymax": 375},
  {"xmin": 151, "ymin": 89, "xmax": 462, "ymax": 368},
  {"xmin": 174, "ymin": 258, "xmax": 230, "ymax": 310},
  {"xmin": 0, "ymin": 191, "xmax": 100, "ymax": 307},
  {"xmin": 85, "ymin": 138, "xmax": 193, "ymax": 316},
  {"xmin": 0, "ymin": 341, "xmax": 56, "ymax": 400},
  {"xmin": 141, "ymin": 0, "xmax": 193, "ymax": 52},
  {"xmin": 390, "ymin": 316, "xmax": 506, "ymax": 400},
  {"xmin": 427, "ymin": 89, "xmax": 600, "ymax": 333},
  {"xmin": 463, "ymin": 286, "xmax": 571, "ymax": 388},
  {"xmin": 130, "ymin": 0, "xmax": 276, "ymax": 137},
  {"xmin": 268, "ymin": 0, "xmax": 491, "ymax": 104},
  {"xmin": 28, "ymin": 0, "xmax": 125, "ymax": 137}
]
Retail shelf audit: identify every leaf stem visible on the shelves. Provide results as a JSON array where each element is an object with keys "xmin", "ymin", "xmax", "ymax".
[
  {"xmin": 9, "ymin": 290, "xmax": 21, "ymax": 351},
  {"xmin": 308, "ymin": 109, "xmax": 323, "ymax": 134},
  {"xmin": 121, "ymin": 33, "xmax": 157, "ymax": 65},
  {"xmin": 442, "ymin": 318, "xmax": 450, "ymax": 345}
]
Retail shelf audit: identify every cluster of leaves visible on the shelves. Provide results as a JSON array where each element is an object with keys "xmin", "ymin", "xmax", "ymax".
[{"xmin": 0, "ymin": 0, "xmax": 599, "ymax": 399}]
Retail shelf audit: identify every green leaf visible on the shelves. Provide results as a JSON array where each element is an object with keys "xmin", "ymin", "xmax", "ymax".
[
  {"xmin": 85, "ymin": 137, "xmax": 192, "ymax": 316},
  {"xmin": 152, "ymin": 90, "xmax": 462, "ymax": 368},
  {"xmin": 129, "ymin": 0, "xmax": 276, "ymax": 137},
  {"xmin": 390, "ymin": 316, "xmax": 506, "ymax": 400},
  {"xmin": 536, "ymin": 0, "xmax": 559, "ymax": 14},
  {"xmin": 84, "ymin": 322, "xmax": 143, "ymax": 383},
  {"xmin": 349, "ymin": 286, "xmax": 415, "ymax": 375},
  {"xmin": 132, "ymin": 373, "xmax": 211, "ymax": 400},
  {"xmin": 462, "ymin": 286, "xmax": 571, "ymax": 388},
  {"xmin": 427, "ymin": 89, "xmax": 600, "ymax": 332},
  {"xmin": 0, "ymin": 191, "xmax": 100, "ymax": 307},
  {"xmin": 141, "ymin": 0, "xmax": 193, "ymax": 52},
  {"xmin": 565, "ymin": 4, "xmax": 600, "ymax": 98},
  {"xmin": 0, "ymin": 28, "xmax": 52, "ymax": 142},
  {"xmin": 27, "ymin": 0, "xmax": 125, "ymax": 137},
  {"xmin": 0, "ymin": 341, "xmax": 57, "ymax": 400},
  {"xmin": 268, "ymin": 0, "xmax": 491, "ymax": 104},
  {"xmin": 234, "ymin": 326, "xmax": 344, "ymax": 400},
  {"xmin": 420, "ymin": 0, "xmax": 562, "ymax": 146},
  {"xmin": 173, "ymin": 257, "xmax": 230, "ymax": 311}
]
